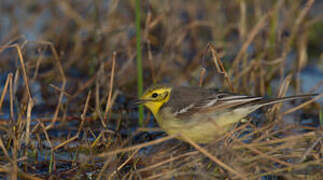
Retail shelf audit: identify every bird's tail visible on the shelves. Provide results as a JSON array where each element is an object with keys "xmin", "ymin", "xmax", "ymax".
[{"xmin": 254, "ymin": 94, "xmax": 317, "ymax": 108}]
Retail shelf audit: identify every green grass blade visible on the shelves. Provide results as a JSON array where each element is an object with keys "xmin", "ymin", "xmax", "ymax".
[{"xmin": 136, "ymin": 0, "xmax": 144, "ymax": 126}]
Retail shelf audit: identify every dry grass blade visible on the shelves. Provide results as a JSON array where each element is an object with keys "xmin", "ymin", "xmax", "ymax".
[
  {"xmin": 281, "ymin": 93, "xmax": 323, "ymax": 115},
  {"xmin": 234, "ymin": 139, "xmax": 292, "ymax": 167},
  {"xmin": 233, "ymin": 132, "xmax": 316, "ymax": 149},
  {"xmin": 144, "ymin": 11, "xmax": 157, "ymax": 83},
  {"xmin": 208, "ymin": 43, "xmax": 234, "ymax": 91},
  {"xmin": 97, "ymin": 135, "xmax": 178, "ymax": 157},
  {"xmin": 0, "ymin": 73, "xmax": 12, "ymax": 113},
  {"xmin": 31, "ymin": 49, "xmax": 43, "ymax": 81},
  {"xmin": 283, "ymin": 0, "xmax": 315, "ymax": 56},
  {"xmin": 15, "ymin": 44, "xmax": 32, "ymax": 100},
  {"xmin": 107, "ymin": 149, "xmax": 139, "ymax": 179},
  {"xmin": 25, "ymin": 98, "xmax": 33, "ymax": 146},
  {"xmin": 3, "ymin": 44, "xmax": 33, "ymax": 100},
  {"xmin": 181, "ymin": 135, "xmax": 248, "ymax": 180},
  {"xmin": 298, "ymin": 136, "xmax": 322, "ymax": 163},
  {"xmin": 9, "ymin": 72, "xmax": 14, "ymax": 120},
  {"xmin": 53, "ymin": 135, "xmax": 78, "ymax": 152},
  {"xmin": 137, "ymin": 151, "xmax": 198, "ymax": 173},
  {"xmin": 248, "ymin": 159, "xmax": 322, "ymax": 179},
  {"xmin": 39, "ymin": 121, "xmax": 55, "ymax": 172},
  {"xmin": 199, "ymin": 67, "xmax": 206, "ymax": 87},
  {"xmin": 231, "ymin": 10, "xmax": 271, "ymax": 74},
  {"xmin": 96, "ymin": 156, "xmax": 112, "ymax": 180},
  {"xmin": 0, "ymin": 137, "xmax": 12, "ymax": 163},
  {"xmin": 144, "ymin": 169, "xmax": 179, "ymax": 180},
  {"xmin": 239, "ymin": 0, "xmax": 247, "ymax": 40},
  {"xmin": 16, "ymin": 171, "xmax": 43, "ymax": 180},
  {"xmin": 104, "ymin": 51, "xmax": 117, "ymax": 120},
  {"xmin": 95, "ymin": 66, "xmax": 107, "ymax": 128},
  {"xmin": 81, "ymin": 90, "xmax": 92, "ymax": 121},
  {"xmin": 49, "ymin": 84, "xmax": 73, "ymax": 97},
  {"xmin": 39, "ymin": 41, "xmax": 66, "ymax": 130},
  {"xmin": 53, "ymin": 90, "xmax": 91, "ymax": 151},
  {"xmin": 56, "ymin": 1, "xmax": 91, "ymax": 29},
  {"xmin": 271, "ymin": 73, "xmax": 292, "ymax": 113},
  {"xmin": 0, "ymin": 1, "xmax": 321, "ymax": 179}
]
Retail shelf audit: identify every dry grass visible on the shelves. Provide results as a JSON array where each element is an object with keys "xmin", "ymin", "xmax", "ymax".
[{"xmin": 0, "ymin": 0, "xmax": 322, "ymax": 179}]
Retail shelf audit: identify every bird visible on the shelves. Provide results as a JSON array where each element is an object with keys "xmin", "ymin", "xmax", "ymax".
[{"xmin": 135, "ymin": 84, "xmax": 317, "ymax": 143}]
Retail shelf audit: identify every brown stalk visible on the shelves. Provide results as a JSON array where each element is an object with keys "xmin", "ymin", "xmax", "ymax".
[
  {"xmin": 53, "ymin": 90, "xmax": 91, "ymax": 151},
  {"xmin": 271, "ymin": 73, "xmax": 292, "ymax": 114},
  {"xmin": 56, "ymin": 1, "xmax": 92, "ymax": 29},
  {"xmin": 282, "ymin": 0, "xmax": 315, "ymax": 58},
  {"xmin": 199, "ymin": 67, "xmax": 206, "ymax": 87},
  {"xmin": 39, "ymin": 121, "xmax": 56, "ymax": 172},
  {"xmin": 25, "ymin": 98, "xmax": 33, "ymax": 146},
  {"xmin": 95, "ymin": 65, "xmax": 106, "ymax": 128},
  {"xmin": 91, "ymin": 131, "xmax": 104, "ymax": 148},
  {"xmin": 49, "ymin": 84, "xmax": 73, "ymax": 97},
  {"xmin": 281, "ymin": 93, "xmax": 322, "ymax": 115},
  {"xmin": 298, "ymin": 136, "xmax": 322, "ymax": 163},
  {"xmin": 31, "ymin": 49, "xmax": 43, "ymax": 81},
  {"xmin": 13, "ymin": 44, "xmax": 32, "ymax": 100},
  {"xmin": 181, "ymin": 135, "xmax": 247, "ymax": 180},
  {"xmin": 232, "ymin": 60, "xmax": 256, "ymax": 84},
  {"xmin": 234, "ymin": 139, "xmax": 292, "ymax": 167},
  {"xmin": 96, "ymin": 156, "xmax": 113, "ymax": 180},
  {"xmin": 33, "ymin": 42, "xmax": 67, "ymax": 130},
  {"xmin": 97, "ymin": 134, "xmax": 177, "ymax": 157},
  {"xmin": 137, "ymin": 151, "xmax": 198, "ymax": 173},
  {"xmin": 144, "ymin": 169, "xmax": 178, "ymax": 180},
  {"xmin": 9, "ymin": 72, "xmax": 14, "ymax": 120},
  {"xmin": 295, "ymin": 30, "xmax": 308, "ymax": 93},
  {"xmin": 104, "ymin": 51, "xmax": 117, "ymax": 120},
  {"xmin": 108, "ymin": 149, "xmax": 139, "ymax": 179},
  {"xmin": 248, "ymin": 159, "xmax": 322, "ymax": 179},
  {"xmin": 0, "ymin": 73, "xmax": 12, "ymax": 113},
  {"xmin": 0, "ymin": 137, "xmax": 13, "ymax": 163},
  {"xmin": 276, "ymin": 0, "xmax": 315, "ymax": 82},
  {"xmin": 231, "ymin": 11, "xmax": 271, "ymax": 75},
  {"xmin": 233, "ymin": 131, "xmax": 316, "ymax": 149},
  {"xmin": 239, "ymin": 0, "xmax": 247, "ymax": 40},
  {"xmin": 144, "ymin": 11, "xmax": 156, "ymax": 83},
  {"xmin": 208, "ymin": 43, "xmax": 234, "ymax": 91}
]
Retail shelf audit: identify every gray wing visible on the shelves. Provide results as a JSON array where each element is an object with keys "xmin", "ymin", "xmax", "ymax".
[{"xmin": 164, "ymin": 87, "xmax": 263, "ymax": 118}]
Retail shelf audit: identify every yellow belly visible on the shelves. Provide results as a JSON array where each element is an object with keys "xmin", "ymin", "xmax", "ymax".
[{"xmin": 156, "ymin": 107, "xmax": 252, "ymax": 143}]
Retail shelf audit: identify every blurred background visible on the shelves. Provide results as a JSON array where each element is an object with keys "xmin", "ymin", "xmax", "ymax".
[{"xmin": 0, "ymin": 0, "xmax": 322, "ymax": 179}]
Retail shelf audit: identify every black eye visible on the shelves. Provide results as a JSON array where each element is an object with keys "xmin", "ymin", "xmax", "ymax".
[{"xmin": 151, "ymin": 93, "xmax": 158, "ymax": 98}]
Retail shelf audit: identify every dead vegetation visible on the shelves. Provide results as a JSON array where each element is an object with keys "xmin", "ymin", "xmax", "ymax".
[{"xmin": 0, "ymin": 0, "xmax": 322, "ymax": 179}]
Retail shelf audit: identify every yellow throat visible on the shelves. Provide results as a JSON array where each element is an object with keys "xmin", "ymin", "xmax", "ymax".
[{"xmin": 140, "ymin": 87, "xmax": 172, "ymax": 116}]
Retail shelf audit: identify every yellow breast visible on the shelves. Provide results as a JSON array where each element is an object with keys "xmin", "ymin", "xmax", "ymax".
[{"xmin": 156, "ymin": 107, "xmax": 251, "ymax": 143}]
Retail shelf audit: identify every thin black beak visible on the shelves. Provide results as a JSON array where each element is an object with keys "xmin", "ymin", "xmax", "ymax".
[
  {"xmin": 130, "ymin": 99, "xmax": 147, "ymax": 108},
  {"xmin": 133, "ymin": 99, "xmax": 146, "ymax": 105}
]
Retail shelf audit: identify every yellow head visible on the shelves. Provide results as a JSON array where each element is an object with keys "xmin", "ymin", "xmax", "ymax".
[{"xmin": 137, "ymin": 85, "xmax": 172, "ymax": 116}]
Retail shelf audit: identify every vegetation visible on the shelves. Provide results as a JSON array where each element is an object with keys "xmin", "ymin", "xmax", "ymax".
[{"xmin": 0, "ymin": 0, "xmax": 322, "ymax": 179}]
